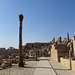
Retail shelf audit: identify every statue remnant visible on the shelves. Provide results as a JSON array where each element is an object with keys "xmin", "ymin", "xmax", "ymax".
[
  {"xmin": 50, "ymin": 37, "xmax": 55, "ymax": 43},
  {"xmin": 56, "ymin": 36, "xmax": 62, "ymax": 44}
]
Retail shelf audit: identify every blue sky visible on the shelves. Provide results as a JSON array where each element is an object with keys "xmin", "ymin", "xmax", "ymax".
[{"xmin": 0, "ymin": 0, "xmax": 75, "ymax": 49}]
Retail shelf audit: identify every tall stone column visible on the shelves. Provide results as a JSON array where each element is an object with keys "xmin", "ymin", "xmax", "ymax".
[
  {"xmin": 67, "ymin": 32, "xmax": 69, "ymax": 42},
  {"xmin": 19, "ymin": 13, "xmax": 24, "ymax": 67}
]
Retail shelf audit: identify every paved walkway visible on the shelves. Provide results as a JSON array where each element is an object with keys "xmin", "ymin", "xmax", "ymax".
[
  {"xmin": 49, "ymin": 58, "xmax": 75, "ymax": 75},
  {"xmin": 33, "ymin": 57, "xmax": 56, "ymax": 75},
  {"xmin": 33, "ymin": 57, "xmax": 75, "ymax": 75}
]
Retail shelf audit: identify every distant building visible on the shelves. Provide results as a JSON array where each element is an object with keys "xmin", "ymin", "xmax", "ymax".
[
  {"xmin": 23, "ymin": 42, "xmax": 50, "ymax": 57},
  {"xmin": 23, "ymin": 42, "xmax": 49, "ymax": 50},
  {"xmin": 0, "ymin": 48, "xmax": 9, "ymax": 55}
]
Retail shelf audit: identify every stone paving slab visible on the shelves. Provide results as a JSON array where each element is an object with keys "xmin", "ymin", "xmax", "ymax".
[
  {"xmin": 33, "ymin": 57, "xmax": 56, "ymax": 75},
  {"xmin": 49, "ymin": 58, "xmax": 75, "ymax": 75}
]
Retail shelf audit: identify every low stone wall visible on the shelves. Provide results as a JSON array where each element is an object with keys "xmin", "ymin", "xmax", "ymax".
[
  {"xmin": 60, "ymin": 58, "xmax": 75, "ymax": 72},
  {"xmin": 71, "ymin": 60, "xmax": 75, "ymax": 72},
  {"xmin": 60, "ymin": 58, "xmax": 70, "ymax": 69}
]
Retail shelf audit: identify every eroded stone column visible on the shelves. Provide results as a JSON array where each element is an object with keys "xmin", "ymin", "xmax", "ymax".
[{"xmin": 19, "ymin": 13, "xmax": 24, "ymax": 67}]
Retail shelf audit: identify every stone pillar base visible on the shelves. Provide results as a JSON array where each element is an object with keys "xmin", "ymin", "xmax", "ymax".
[{"xmin": 19, "ymin": 56, "xmax": 24, "ymax": 67}]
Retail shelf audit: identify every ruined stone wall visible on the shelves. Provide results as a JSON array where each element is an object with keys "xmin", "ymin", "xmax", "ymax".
[
  {"xmin": 71, "ymin": 36, "xmax": 75, "ymax": 54},
  {"xmin": 51, "ymin": 44, "xmax": 68, "ymax": 62},
  {"xmin": 55, "ymin": 44, "xmax": 67, "ymax": 52},
  {"xmin": 60, "ymin": 57, "xmax": 75, "ymax": 72},
  {"xmin": 51, "ymin": 44, "xmax": 59, "ymax": 62}
]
